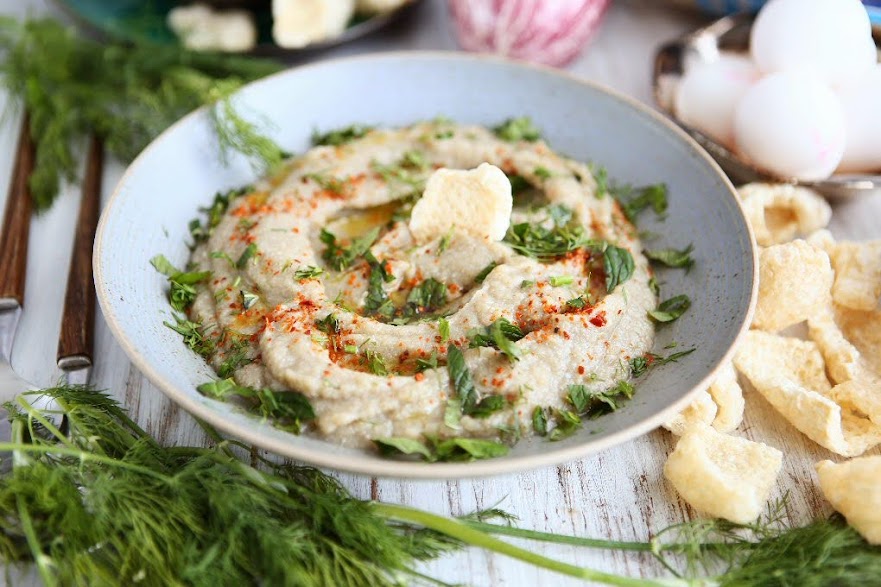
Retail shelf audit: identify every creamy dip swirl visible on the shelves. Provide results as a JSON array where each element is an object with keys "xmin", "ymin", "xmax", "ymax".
[{"xmin": 189, "ymin": 121, "xmax": 656, "ymax": 447}]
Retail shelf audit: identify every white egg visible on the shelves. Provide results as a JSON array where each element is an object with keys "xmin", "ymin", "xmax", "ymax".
[
  {"xmin": 751, "ymin": 0, "xmax": 875, "ymax": 89},
  {"xmin": 734, "ymin": 71, "xmax": 846, "ymax": 181},
  {"xmin": 838, "ymin": 65, "xmax": 881, "ymax": 173},
  {"xmin": 674, "ymin": 54, "xmax": 760, "ymax": 149}
]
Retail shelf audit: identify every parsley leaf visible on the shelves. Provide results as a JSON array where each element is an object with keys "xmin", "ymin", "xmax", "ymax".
[
  {"xmin": 645, "ymin": 244, "xmax": 694, "ymax": 271},
  {"xmin": 493, "ymin": 117, "xmax": 542, "ymax": 142},
  {"xmin": 198, "ymin": 379, "xmax": 315, "ymax": 434},
  {"xmin": 548, "ymin": 409, "xmax": 581, "ymax": 441},
  {"xmin": 294, "ymin": 266, "xmax": 324, "ymax": 280},
  {"xmin": 603, "ymin": 245, "xmax": 635, "ymax": 293},
  {"xmin": 150, "ymin": 254, "xmax": 211, "ymax": 311},
  {"xmin": 474, "ymin": 262, "xmax": 498, "ymax": 283},
  {"xmin": 447, "ymin": 345, "xmax": 477, "ymax": 413},
  {"xmin": 612, "ymin": 183, "xmax": 668, "ymax": 223},
  {"xmin": 164, "ymin": 315, "xmax": 215, "ymax": 357},
  {"xmin": 534, "ymin": 166, "xmax": 551, "ymax": 180},
  {"xmin": 490, "ymin": 319, "xmax": 521, "ymax": 363},
  {"xmin": 373, "ymin": 437, "xmax": 433, "ymax": 459},
  {"xmin": 532, "ymin": 407, "xmax": 548, "ymax": 436},
  {"xmin": 649, "ymin": 295, "xmax": 691, "ymax": 323},
  {"xmin": 236, "ymin": 243, "xmax": 258, "ymax": 269},
  {"xmin": 364, "ymin": 262, "xmax": 396, "ymax": 319},
  {"xmin": 364, "ymin": 348, "xmax": 389, "ymax": 376},
  {"xmin": 415, "ymin": 350, "xmax": 439, "ymax": 372},
  {"xmin": 549, "ymin": 275, "xmax": 573, "ymax": 287},
  {"xmin": 431, "ymin": 437, "xmax": 509, "ymax": 461},
  {"xmin": 320, "ymin": 227, "xmax": 380, "ymax": 271},
  {"xmin": 240, "ymin": 291, "xmax": 259, "ymax": 310},
  {"xmin": 468, "ymin": 395, "xmax": 507, "ymax": 418},
  {"xmin": 311, "ymin": 124, "xmax": 372, "ymax": 146},
  {"xmin": 468, "ymin": 318, "xmax": 525, "ymax": 351},
  {"xmin": 629, "ymin": 356, "xmax": 649, "ymax": 378},
  {"xmin": 504, "ymin": 222, "xmax": 589, "ymax": 259},
  {"xmin": 438, "ymin": 317, "xmax": 450, "ymax": 342},
  {"xmin": 404, "ymin": 278, "xmax": 447, "ymax": 318}
]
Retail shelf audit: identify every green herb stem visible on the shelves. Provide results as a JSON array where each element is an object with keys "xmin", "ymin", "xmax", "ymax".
[
  {"xmin": 0, "ymin": 443, "xmax": 171, "ymax": 482},
  {"xmin": 372, "ymin": 503, "xmax": 672, "ymax": 587}
]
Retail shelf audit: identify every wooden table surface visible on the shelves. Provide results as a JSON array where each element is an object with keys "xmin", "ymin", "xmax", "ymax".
[{"xmin": 2, "ymin": 1, "xmax": 880, "ymax": 585}]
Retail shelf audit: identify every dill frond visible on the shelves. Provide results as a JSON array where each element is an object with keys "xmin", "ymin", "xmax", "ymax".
[{"xmin": 0, "ymin": 18, "xmax": 283, "ymax": 210}]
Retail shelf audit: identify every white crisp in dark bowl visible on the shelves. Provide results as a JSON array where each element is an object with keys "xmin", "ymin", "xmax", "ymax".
[{"xmin": 94, "ymin": 53, "xmax": 757, "ymax": 478}]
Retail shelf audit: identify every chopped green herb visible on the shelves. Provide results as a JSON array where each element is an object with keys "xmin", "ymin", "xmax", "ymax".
[
  {"xmin": 315, "ymin": 313, "xmax": 341, "ymax": 335},
  {"xmin": 506, "ymin": 173, "xmax": 530, "ymax": 195},
  {"xmin": 590, "ymin": 164, "xmax": 609, "ymax": 199},
  {"xmin": 431, "ymin": 437, "xmax": 509, "ymax": 461},
  {"xmin": 490, "ymin": 319, "xmax": 521, "ymax": 363},
  {"xmin": 649, "ymin": 295, "xmax": 692, "ymax": 323},
  {"xmin": 468, "ymin": 395, "xmax": 507, "ymax": 419},
  {"xmin": 305, "ymin": 172, "xmax": 347, "ymax": 196},
  {"xmin": 612, "ymin": 183, "xmax": 668, "ymax": 223},
  {"xmin": 566, "ymin": 385, "xmax": 591, "ymax": 413},
  {"xmin": 164, "ymin": 315, "xmax": 215, "ymax": 357},
  {"xmin": 645, "ymin": 244, "xmax": 695, "ymax": 271},
  {"xmin": 549, "ymin": 275, "xmax": 573, "ymax": 287},
  {"xmin": 649, "ymin": 276, "xmax": 661, "ymax": 297},
  {"xmin": 311, "ymin": 124, "xmax": 372, "ymax": 146},
  {"xmin": 373, "ymin": 436, "xmax": 508, "ymax": 462},
  {"xmin": 475, "ymin": 262, "xmax": 498, "ymax": 283},
  {"xmin": 404, "ymin": 278, "xmax": 447, "ymax": 317},
  {"xmin": 603, "ymin": 245, "xmax": 635, "ymax": 293},
  {"xmin": 532, "ymin": 407, "xmax": 548, "ymax": 436},
  {"xmin": 438, "ymin": 317, "xmax": 450, "ymax": 342},
  {"xmin": 468, "ymin": 318, "xmax": 525, "ymax": 351},
  {"xmin": 210, "ymin": 250, "xmax": 236, "ymax": 267},
  {"xmin": 320, "ymin": 227, "xmax": 380, "ymax": 271},
  {"xmin": 434, "ymin": 129, "xmax": 454, "ymax": 140},
  {"xmin": 437, "ymin": 226, "xmax": 454, "ymax": 255},
  {"xmin": 240, "ymin": 291, "xmax": 259, "ymax": 310},
  {"xmin": 444, "ymin": 399, "xmax": 462, "ymax": 430},
  {"xmin": 373, "ymin": 437, "xmax": 433, "ymax": 459},
  {"xmin": 504, "ymin": 221, "xmax": 590, "ymax": 259},
  {"xmin": 520, "ymin": 280, "xmax": 535, "ymax": 289},
  {"xmin": 198, "ymin": 379, "xmax": 315, "ymax": 434},
  {"xmin": 217, "ymin": 336, "xmax": 251, "ymax": 378},
  {"xmin": 344, "ymin": 344, "xmax": 358, "ymax": 354},
  {"xmin": 493, "ymin": 117, "xmax": 541, "ymax": 142},
  {"xmin": 294, "ymin": 266, "xmax": 324, "ymax": 281},
  {"xmin": 566, "ymin": 296, "xmax": 588, "ymax": 309},
  {"xmin": 364, "ymin": 263, "xmax": 396, "ymax": 319},
  {"xmin": 629, "ymin": 356, "xmax": 649, "ymax": 378},
  {"xmin": 236, "ymin": 243, "xmax": 258, "ymax": 269},
  {"xmin": 415, "ymin": 350, "xmax": 439, "ymax": 372},
  {"xmin": 372, "ymin": 154, "xmax": 427, "ymax": 190},
  {"xmin": 534, "ymin": 166, "xmax": 551, "ymax": 180},
  {"xmin": 547, "ymin": 204, "xmax": 573, "ymax": 227},
  {"xmin": 651, "ymin": 348, "xmax": 696, "ymax": 366},
  {"xmin": 548, "ymin": 409, "xmax": 581, "ymax": 441},
  {"xmin": 150, "ymin": 254, "xmax": 211, "ymax": 311},
  {"xmin": 365, "ymin": 349, "xmax": 388, "ymax": 376},
  {"xmin": 447, "ymin": 345, "xmax": 477, "ymax": 413},
  {"xmin": 237, "ymin": 218, "xmax": 256, "ymax": 231}
]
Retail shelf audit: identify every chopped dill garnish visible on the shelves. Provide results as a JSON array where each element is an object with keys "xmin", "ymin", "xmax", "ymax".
[
  {"xmin": 311, "ymin": 124, "xmax": 372, "ymax": 146},
  {"xmin": 493, "ymin": 117, "xmax": 542, "ymax": 142}
]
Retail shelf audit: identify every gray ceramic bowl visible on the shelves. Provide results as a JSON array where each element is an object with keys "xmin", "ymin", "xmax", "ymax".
[{"xmin": 94, "ymin": 53, "xmax": 757, "ymax": 478}]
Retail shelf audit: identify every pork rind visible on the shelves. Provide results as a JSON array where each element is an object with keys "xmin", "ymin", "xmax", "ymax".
[
  {"xmin": 753, "ymin": 240, "xmax": 833, "ymax": 332},
  {"xmin": 663, "ymin": 391, "xmax": 717, "ymax": 436},
  {"xmin": 664, "ymin": 423, "xmax": 782, "ymax": 524},
  {"xmin": 706, "ymin": 362, "xmax": 745, "ymax": 433},
  {"xmin": 830, "ymin": 379, "xmax": 881, "ymax": 427},
  {"xmin": 735, "ymin": 331, "xmax": 881, "ymax": 457},
  {"xmin": 816, "ymin": 456, "xmax": 881, "ymax": 545},
  {"xmin": 737, "ymin": 183, "xmax": 831, "ymax": 247},
  {"xmin": 826, "ymin": 240, "xmax": 881, "ymax": 312},
  {"xmin": 808, "ymin": 308, "xmax": 881, "ymax": 386},
  {"xmin": 664, "ymin": 363, "xmax": 744, "ymax": 436}
]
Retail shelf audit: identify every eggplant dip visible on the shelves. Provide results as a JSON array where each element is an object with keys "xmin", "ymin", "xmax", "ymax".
[{"xmin": 155, "ymin": 118, "xmax": 683, "ymax": 459}]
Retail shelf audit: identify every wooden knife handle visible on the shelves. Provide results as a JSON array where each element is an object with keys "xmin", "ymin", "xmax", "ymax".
[
  {"xmin": 0, "ymin": 114, "xmax": 34, "ymax": 309},
  {"xmin": 57, "ymin": 136, "xmax": 103, "ymax": 368}
]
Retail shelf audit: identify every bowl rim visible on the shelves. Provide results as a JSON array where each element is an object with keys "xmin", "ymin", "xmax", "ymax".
[{"xmin": 94, "ymin": 50, "xmax": 759, "ymax": 479}]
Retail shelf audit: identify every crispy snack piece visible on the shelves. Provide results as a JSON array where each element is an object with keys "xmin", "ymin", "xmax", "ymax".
[
  {"xmin": 826, "ymin": 241, "xmax": 881, "ymax": 312},
  {"xmin": 816, "ymin": 456, "xmax": 881, "ymax": 545},
  {"xmin": 663, "ymin": 391, "xmax": 717, "ymax": 436},
  {"xmin": 664, "ymin": 362, "xmax": 744, "ymax": 436},
  {"xmin": 830, "ymin": 379, "xmax": 881, "ymax": 426},
  {"xmin": 664, "ymin": 423, "xmax": 782, "ymax": 524},
  {"xmin": 735, "ymin": 331, "xmax": 881, "ymax": 457},
  {"xmin": 753, "ymin": 240, "xmax": 834, "ymax": 332},
  {"xmin": 737, "ymin": 183, "xmax": 831, "ymax": 247},
  {"xmin": 707, "ymin": 362, "xmax": 745, "ymax": 433},
  {"xmin": 808, "ymin": 309, "xmax": 881, "ymax": 386}
]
